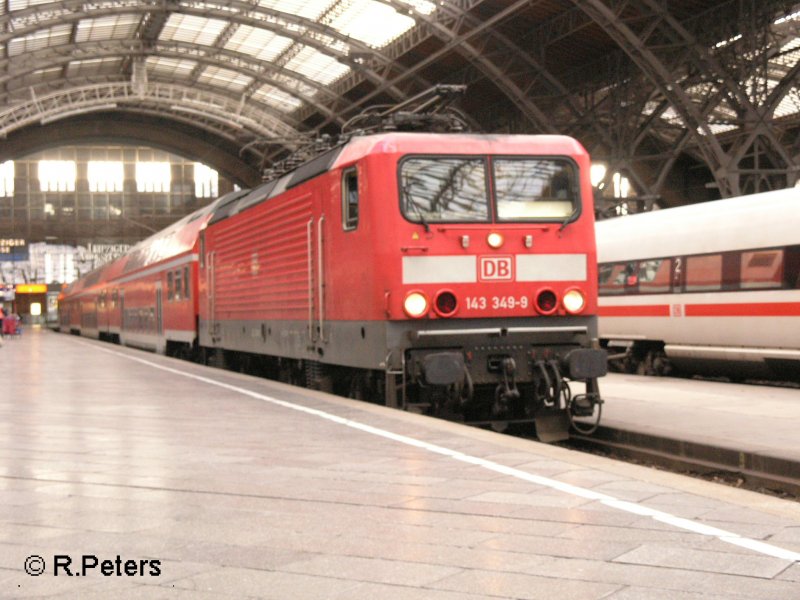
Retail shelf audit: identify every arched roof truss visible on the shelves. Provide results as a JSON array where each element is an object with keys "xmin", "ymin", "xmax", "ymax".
[{"xmin": 0, "ymin": 0, "xmax": 798, "ymax": 204}]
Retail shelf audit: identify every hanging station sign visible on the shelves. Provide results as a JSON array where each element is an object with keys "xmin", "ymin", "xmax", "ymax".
[{"xmin": 0, "ymin": 238, "xmax": 28, "ymax": 261}]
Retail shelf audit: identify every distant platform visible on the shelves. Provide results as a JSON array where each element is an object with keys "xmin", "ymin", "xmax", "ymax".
[
  {"xmin": 1, "ymin": 328, "xmax": 799, "ymax": 598},
  {"xmin": 600, "ymin": 373, "xmax": 800, "ymax": 462}
]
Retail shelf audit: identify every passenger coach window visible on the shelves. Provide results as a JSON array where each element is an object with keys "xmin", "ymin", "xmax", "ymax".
[
  {"xmin": 174, "ymin": 269, "xmax": 182, "ymax": 301},
  {"xmin": 183, "ymin": 266, "xmax": 190, "ymax": 299},
  {"xmin": 400, "ymin": 157, "xmax": 488, "ymax": 223},
  {"xmin": 494, "ymin": 159, "xmax": 577, "ymax": 220},
  {"xmin": 342, "ymin": 169, "xmax": 358, "ymax": 230},
  {"xmin": 167, "ymin": 272, "xmax": 174, "ymax": 301}
]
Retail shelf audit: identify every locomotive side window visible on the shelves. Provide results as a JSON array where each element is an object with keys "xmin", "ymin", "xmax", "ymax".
[
  {"xmin": 342, "ymin": 168, "xmax": 359, "ymax": 230},
  {"xmin": 400, "ymin": 157, "xmax": 488, "ymax": 223},
  {"xmin": 494, "ymin": 159, "xmax": 577, "ymax": 220}
]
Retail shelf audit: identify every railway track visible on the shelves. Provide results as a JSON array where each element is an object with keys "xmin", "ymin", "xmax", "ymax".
[{"xmin": 564, "ymin": 425, "xmax": 800, "ymax": 500}]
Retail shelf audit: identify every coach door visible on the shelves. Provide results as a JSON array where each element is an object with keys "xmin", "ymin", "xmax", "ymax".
[
  {"xmin": 155, "ymin": 281, "xmax": 163, "ymax": 336},
  {"xmin": 206, "ymin": 250, "xmax": 218, "ymax": 339},
  {"xmin": 118, "ymin": 289, "xmax": 125, "ymax": 340}
]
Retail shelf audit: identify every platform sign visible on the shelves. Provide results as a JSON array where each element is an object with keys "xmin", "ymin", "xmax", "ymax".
[{"xmin": 0, "ymin": 238, "xmax": 28, "ymax": 262}]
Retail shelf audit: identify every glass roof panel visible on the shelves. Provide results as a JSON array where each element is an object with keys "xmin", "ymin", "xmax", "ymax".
[
  {"xmin": 775, "ymin": 90, "xmax": 800, "ymax": 119},
  {"xmin": 198, "ymin": 66, "xmax": 254, "ymax": 91},
  {"xmin": 251, "ymin": 84, "xmax": 304, "ymax": 112},
  {"xmin": 7, "ymin": 24, "xmax": 71, "ymax": 57},
  {"xmin": 255, "ymin": 0, "xmax": 330, "ymax": 20},
  {"xmin": 331, "ymin": 1, "xmax": 416, "ymax": 48},
  {"xmin": 9, "ymin": 0, "xmax": 54, "ymax": 10},
  {"xmin": 284, "ymin": 46, "xmax": 349, "ymax": 86},
  {"xmin": 146, "ymin": 56, "xmax": 198, "ymax": 79},
  {"xmin": 76, "ymin": 16, "xmax": 141, "ymax": 43},
  {"xmin": 67, "ymin": 58, "xmax": 123, "ymax": 77},
  {"xmin": 161, "ymin": 14, "xmax": 229, "ymax": 46},
  {"xmin": 224, "ymin": 25, "xmax": 293, "ymax": 61}
]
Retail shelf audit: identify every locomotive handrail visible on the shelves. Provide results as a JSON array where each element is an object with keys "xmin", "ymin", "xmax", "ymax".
[
  {"xmin": 318, "ymin": 215, "xmax": 326, "ymax": 343},
  {"xmin": 411, "ymin": 326, "xmax": 589, "ymax": 339},
  {"xmin": 307, "ymin": 218, "xmax": 315, "ymax": 342}
]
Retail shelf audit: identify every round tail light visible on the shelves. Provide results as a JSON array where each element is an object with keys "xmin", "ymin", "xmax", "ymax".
[
  {"xmin": 535, "ymin": 289, "xmax": 558, "ymax": 315},
  {"xmin": 434, "ymin": 290, "xmax": 458, "ymax": 317},
  {"xmin": 403, "ymin": 291, "xmax": 430, "ymax": 318}
]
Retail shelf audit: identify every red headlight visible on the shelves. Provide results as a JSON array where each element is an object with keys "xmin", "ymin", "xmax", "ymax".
[
  {"xmin": 434, "ymin": 290, "xmax": 458, "ymax": 317},
  {"xmin": 535, "ymin": 289, "xmax": 558, "ymax": 315}
]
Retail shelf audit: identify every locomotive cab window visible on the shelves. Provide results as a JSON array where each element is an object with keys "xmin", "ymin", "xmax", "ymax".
[
  {"xmin": 400, "ymin": 157, "xmax": 489, "ymax": 223},
  {"xmin": 494, "ymin": 159, "xmax": 577, "ymax": 221},
  {"xmin": 342, "ymin": 168, "xmax": 358, "ymax": 230}
]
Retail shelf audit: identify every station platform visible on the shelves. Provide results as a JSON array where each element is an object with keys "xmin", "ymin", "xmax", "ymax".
[
  {"xmin": 2, "ymin": 328, "xmax": 800, "ymax": 599},
  {"xmin": 598, "ymin": 372, "xmax": 800, "ymax": 468}
]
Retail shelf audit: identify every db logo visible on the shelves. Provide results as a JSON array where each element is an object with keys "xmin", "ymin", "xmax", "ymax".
[{"xmin": 479, "ymin": 256, "xmax": 514, "ymax": 281}]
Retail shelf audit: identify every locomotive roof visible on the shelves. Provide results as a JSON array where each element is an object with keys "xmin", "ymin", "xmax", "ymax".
[
  {"xmin": 596, "ymin": 187, "xmax": 800, "ymax": 263},
  {"xmin": 333, "ymin": 132, "xmax": 589, "ymax": 165},
  {"xmin": 208, "ymin": 132, "xmax": 588, "ymax": 224}
]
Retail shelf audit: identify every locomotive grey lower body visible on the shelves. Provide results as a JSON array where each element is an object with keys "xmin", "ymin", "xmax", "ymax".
[{"xmin": 199, "ymin": 315, "xmax": 606, "ymax": 442}]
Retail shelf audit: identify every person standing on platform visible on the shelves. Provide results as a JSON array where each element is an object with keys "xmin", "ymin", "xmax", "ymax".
[{"xmin": 0, "ymin": 305, "xmax": 5, "ymax": 339}]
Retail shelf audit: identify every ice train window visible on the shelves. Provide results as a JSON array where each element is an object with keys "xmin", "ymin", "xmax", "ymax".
[
  {"xmin": 740, "ymin": 250, "xmax": 783, "ymax": 289},
  {"xmin": 400, "ymin": 157, "xmax": 488, "ymax": 223},
  {"xmin": 638, "ymin": 259, "xmax": 671, "ymax": 293},
  {"xmin": 599, "ymin": 262, "xmax": 636, "ymax": 295},
  {"xmin": 685, "ymin": 254, "xmax": 722, "ymax": 292},
  {"xmin": 494, "ymin": 159, "xmax": 577, "ymax": 220}
]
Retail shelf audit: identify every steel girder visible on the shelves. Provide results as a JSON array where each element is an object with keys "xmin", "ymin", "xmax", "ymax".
[{"xmin": 570, "ymin": 0, "xmax": 800, "ymax": 199}]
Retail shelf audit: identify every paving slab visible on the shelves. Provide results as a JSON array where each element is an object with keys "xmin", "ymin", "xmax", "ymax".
[{"xmin": 1, "ymin": 328, "xmax": 799, "ymax": 598}]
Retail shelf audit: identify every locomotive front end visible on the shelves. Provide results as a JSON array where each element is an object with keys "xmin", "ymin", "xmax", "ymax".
[{"xmin": 380, "ymin": 135, "xmax": 606, "ymax": 441}]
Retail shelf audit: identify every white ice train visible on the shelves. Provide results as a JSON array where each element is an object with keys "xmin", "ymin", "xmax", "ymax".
[{"xmin": 595, "ymin": 187, "xmax": 800, "ymax": 379}]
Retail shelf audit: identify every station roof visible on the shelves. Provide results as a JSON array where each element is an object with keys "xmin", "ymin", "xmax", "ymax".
[{"xmin": 1, "ymin": 0, "xmax": 799, "ymax": 206}]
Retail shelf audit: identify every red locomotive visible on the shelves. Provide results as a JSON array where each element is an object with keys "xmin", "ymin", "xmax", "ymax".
[{"xmin": 59, "ymin": 131, "xmax": 606, "ymax": 441}]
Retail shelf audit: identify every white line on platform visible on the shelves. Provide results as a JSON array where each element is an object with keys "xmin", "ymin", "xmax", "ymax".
[{"xmin": 88, "ymin": 342, "xmax": 800, "ymax": 564}]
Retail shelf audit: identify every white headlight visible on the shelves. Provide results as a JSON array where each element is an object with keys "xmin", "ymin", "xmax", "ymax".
[
  {"xmin": 563, "ymin": 289, "xmax": 586, "ymax": 314},
  {"xmin": 403, "ymin": 292, "xmax": 429, "ymax": 318},
  {"xmin": 486, "ymin": 232, "xmax": 504, "ymax": 249}
]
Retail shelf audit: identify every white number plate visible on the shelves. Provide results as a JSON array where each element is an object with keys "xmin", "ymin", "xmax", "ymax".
[{"xmin": 466, "ymin": 296, "xmax": 529, "ymax": 310}]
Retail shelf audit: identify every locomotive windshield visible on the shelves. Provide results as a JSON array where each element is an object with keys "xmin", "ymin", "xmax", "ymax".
[
  {"xmin": 400, "ymin": 157, "xmax": 489, "ymax": 222},
  {"xmin": 494, "ymin": 159, "xmax": 577, "ymax": 220},
  {"xmin": 399, "ymin": 156, "xmax": 578, "ymax": 223}
]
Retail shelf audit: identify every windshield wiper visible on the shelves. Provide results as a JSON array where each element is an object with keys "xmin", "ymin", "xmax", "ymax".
[
  {"xmin": 558, "ymin": 213, "xmax": 574, "ymax": 233},
  {"xmin": 403, "ymin": 188, "xmax": 431, "ymax": 233}
]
